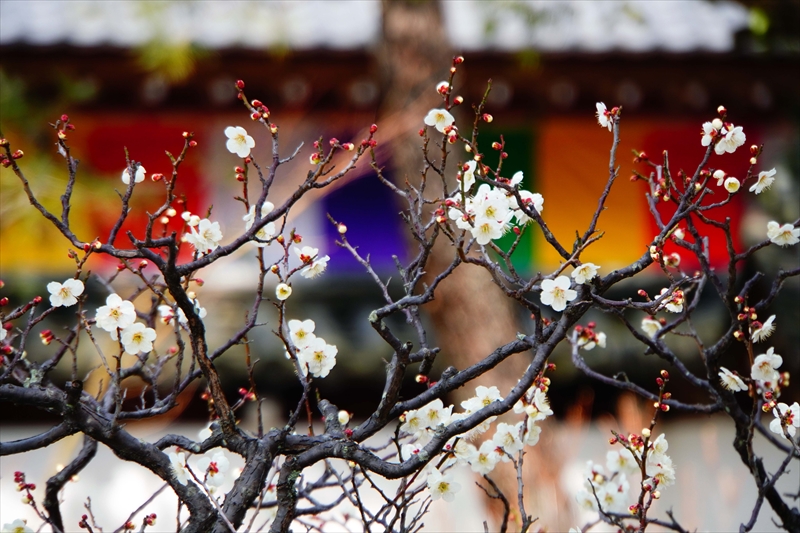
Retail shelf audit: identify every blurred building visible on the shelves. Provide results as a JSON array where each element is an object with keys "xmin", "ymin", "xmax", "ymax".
[{"xmin": 2, "ymin": 0, "xmax": 797, "ymax": 279}]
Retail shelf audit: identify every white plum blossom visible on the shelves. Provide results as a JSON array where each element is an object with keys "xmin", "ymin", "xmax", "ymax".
[
  {"xmin": 185, "ymin": 219, "xmax": 223, "ymax": 254},
  {"xmin": 750, "ymin": 168, "xmax": 776, "ymax": 194},
  {"xmin": 469, "ymin": 440, "xmax": 500, "ymax": 475},
  {"xmin": 423, "ymin": 108, "xmax": 455, "ymax": 134},
  {"xmin": 121, "ymin": 165, "xmax": 146, "ymax": 185},
  {"xmin": 715, "ymin": 124, "xmax": 746, "ymax": 155},
  {"xmin": 120, "ymin": 323, "xmax": 157, "ymax": 354},
  {"xmin": 750, "ymin": 315, "xmax": 775, "ymax": 342},
  {"xmin": 158, "ymin": 298, "xmax": 207, "ymax": 326},
  {"xmin": 472, "ymin": 216, "xmax": 509, "ymax": 245},
  {"xmin": 288, "ymin": 319, "xmax": 316, "ymax": 349},
  {"xmin": 294, "ymin": 246, "xmax": 330, "ymax": 278},
  {"xmin": 769, "ymin": 402, "xmax": 799, "ymax": 439},
  {"xmin": 510, "ymin": 170, "xmax": 524, "ymax": 187},
  {"xmin": 0, "ymin": 328, "xmax": 6, "ymax": 342},
  {"xmin": 571, "ymin": 263, "xmax": 599, "ymax": 284},
  {"xmin": 243, "ymin": 201, "xmax": 276, "ymax": 247},
  {"xmin": 523, "ymin": 418, "xmax": 542, "ymax": 446},
  {"xmin": 540, "ymin": 276, "xmax": 577, "ymax": 312},
  {"xmin": 751, "ymin": 347, "xmax": 782, "ymax": 384},
  {"xmin": 641, "ymin": 317, "xmax": 662, "ymax": 339},
  {"xmin": 724, "ymin": 177, "xmax": 740, "ymax": 193},
  {"xmin": 419, "ymin": 398, "xmax": 453, "ymax": 429},
  {"xmin": 95, "ymin": 294, "xmax": 136, "ymax": 336},
  {"xmin": 275, "ymin": 283, "xmax": 292, "ymax": 301},
  {"xmin": 596, "ymin": 102, "xmax": 611, "ymax": 131},
  {"xmin": 713, "ymin": 169, "xmax": 726, "ymax": 186},
  {"xmin": 701, "ymin": 121, "xmax": 721, "ymax": 147},
  {"xmin": 298, "ymin": 337, "xmax": 338, "ymax": 378},
  {"xmin": 767, "ymin": 221, "xmax": 800, "ymax": 247},
  {"xmin": 719, "ymin": 367, "xmax": 747, "ymax": 392},
  {"xmin": 197, "ymin": 450, "xmax": 230, "ymax": 488},
  {"xmin": 47, "ymin": 278, "xmax": 84, "ymax": 307},
  {"xmin": 2, "ymin": 519, "xmax": 33, "ymax": 533},
  {"xmin": 225, "ymin": 126, "xmax": 255, "ymax": 158},
  {"xmin": 460, "ymin": 385, "xmax": 502, "ymax": 412},
  {"xmin": 400, "ymin": 409, "xmax": 425, "ymax": 437},
  {"xmin": 647, "ymin": 454, "xmax": 676, "ymax": 488},
  {"xmin": 168, "ymin": 451, "xmax": 190, "ymax": 485},
  {"xmin": 606, "ymin": 448, "xmax": 638, "ymax": 476},
  {"xmin": 492, "ymin": 421, "xmax": 524, "ymax": 459},
  {"xmin": 459, "ymin": 161, "xmax": 477, "ymax": 192},
  {"xmin": 427, "ymin": 468, "xmax": 460, "ymax": 502},
  {"xmin": 509, "ymin": 190, "xmax": 543, "ymax": 225}
]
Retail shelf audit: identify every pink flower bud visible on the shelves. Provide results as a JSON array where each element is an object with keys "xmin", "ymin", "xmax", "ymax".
[
  {"xmin": 482, "ymin": 113, "xmax": 493, "ymax": 123},
  {"xmin": 369, "ymin": 124, "xmax": 378, "ymax": 134}
]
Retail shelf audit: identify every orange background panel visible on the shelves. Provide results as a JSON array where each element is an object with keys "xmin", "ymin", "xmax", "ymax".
[{"xmin": 536, "ymin": 117, "xmax": 653, "ymax": 272}]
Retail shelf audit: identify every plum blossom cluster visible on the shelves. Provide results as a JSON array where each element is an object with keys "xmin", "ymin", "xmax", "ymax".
[
  {"xmin": 400, "ymin": 379, "xmax": 554, "ymax": 504},
  {"xmin": 700, "ymin": 109, "xmax": 746, "ymax": 155},
  {"xmin": 95, "ymin": 294, "xmax": 157, "ymax": 354},
  {"xmin": 574, "ymin": 322, "xmax": 607, "ymax": 351},
  {"xmin": 445, "ymin": 168, "xmax": 544, "ymax": 246},
  {"xmin": 183, "ymin": 214, "xmax": 223, "ymax": 255},
  {"xmin": 287, "ymin": 319, "xmax": 338, "ymax": 378}
]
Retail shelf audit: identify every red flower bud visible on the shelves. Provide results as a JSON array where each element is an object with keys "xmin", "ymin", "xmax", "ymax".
[
  {"xmin": 660, "ymin": 370, "xmax": 669, "ymax": 380},
  {"xmin": 236, "ymin": 80, "xmax": 245, "ymax": 90},
  {"xmin": 454, "ymin": 56, "xmax": 464, "ymax": 64},
  {"xmin": 236, "ymin": 173, "xmax": 245, "ymax": 182},
  {"xmin": 482, "ymin": 113, "xmax": 493, "ymax": 123},
  {"xmin": 32, "ymin": 296, "xmax": 42, "ymax": 304},
  {"xmin": 0, "ymin": 297, "xmax": 8, "ymax": 306},
  {"xmin": 513, "ymin": 226, "xmax": 521, "ymax": 235},
  {"xmin": 251, "ymin": 99, "xmax": 262, "ymax": 108},
  {"xmin": 369, "ymin": 124, "xmax": 378, "ymax": 134},
  {"xmin": 500, "ymin": 152, "xmax": 508, "ymax": 159},
  {"xmin": 251, "ymin": 112, "xmax": 261, "ymax": 120},
  {"xmin": 189, "ymin": 140, "xmax": 197, "ymax": 147},
  {"xmin": 235, "ymin": 166, "xmax": 245, "ymax": 173},
  {"xmin": 11, "ymin": 150, "xmax": 24, "ymax": 159},
  {"xmin": 61, "ymin": 114, "xmax": 69, "ymax": 122},
  {"xmin": 418, "ymin": 128, "xmax": 425, "ymax": 136},
  {"xmin": 717, "ymin": 105, "xmax": 726, "ymax": 116},
  {"xmin": 245, "ymin": 157, "xmax": 252, "ymax": 164}
]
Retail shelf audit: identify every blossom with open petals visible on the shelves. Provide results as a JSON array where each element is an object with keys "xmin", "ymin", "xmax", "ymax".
[
  {"xmin": 121, "ymin": 165, "xmax": 146, "ymax": 185},
  {"xmin": 185, "ymin": 219, "xmax": 223, "ymax": 254},
  {"xmin": 701, "ymin": 121, "xmax": 720, "ymax": 147},
  {"xmin": 288, "ymin": 319, "xmax": 316, "ymax": 349},
  {"xmin": 298, "ymin": 337, "xmax": 338, "ymax": 378},
  {"xmin": 750, "ymin": 168, "xmax": 776, "ymax": 194},
  {"xmin": 294, "ymin": 246, "xmax": 330, "ymax": 278},
  {"xmin": 718, "ymin": 367, "xmax": 747, "ymax": 392},
  {"xmin": 751, "ymin": 347, "xmax": 782, "ymax": 383},
  {"xmin": 750, "ymin": 315, "xmax": 775, "ymax": 342},
  {"xmin": 715, "ymin": 124, "xmax": 745, "ymax": 155},
  {"xmin": 120, "ymin": 323, "xmax": 157, "ymax": 354},
  {"xmin": 767, "ymin": 221, "xmax": 799, "ymax": 247},
  {"xmin": 572, "ymin": 263, "xmax": 599, "ymax": 284},
  {"xmin": 596, "ymin": 102, "xmax": 611, "ymax": 131},
  {"xmin": 641, "ymin": 317, "xmax": 661, "ymax": 339},
  {"xmin": 468, "ymin": 440, "xmax": 500, "ymax": 475},
  {"xmin": 168, "ymin": 451, "xmax": 190, "ymax": 485},
  {"xmin": 243, "ymin": 202, "xmax": 276, "ymax": 247},
  {"xmin": 540, "ymin": 276, "xmax": 577, "ymax": 312},
  {"xmin": 96, "ymin": 294, "xmax": 137, "ymax": 338},
  {"xmin": 2, "ymin": 519, "xmax": 33, "ymax": 533},
  {"xmin": 769, "ymin": 402, "xmax": 800, "ymax": 439},
  {"xmin": 225, "ymin": 126, "xmax": 255, "ymax": 157},
  {"xmin": 427, "ymin": 468, "xmax": 461, "ymax": 502},
  {"xmin": 47, "ymin": 278, "xmax": 84, "ymax": 307},
  {"xmin": 458, "ymin": 161, "xmax": 477, "ymax": 192},
  {"xmin": 197, "ymin": 450, "xmax": 230, "ymax": 488},
  {"xmin": 423, "ymin": 109, "xmax": 455, "ymax": 133}
]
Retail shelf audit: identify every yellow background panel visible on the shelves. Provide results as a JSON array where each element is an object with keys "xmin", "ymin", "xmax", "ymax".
[{"xmin": 536, "ymin": 117, "xmax": 655, "ymax": 272}]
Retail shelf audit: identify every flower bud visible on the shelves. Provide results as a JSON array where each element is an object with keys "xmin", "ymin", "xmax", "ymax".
[
  {"xmin": 337, "ymin": 224, "xmax": 347, "ymax": 234},
  {"xmin": 11, "ymin": 150, "xmax": 24, "ymax": 159},
  {"xmin": 453, "ymin": 95, "xmax": 464, "ymax": 105},
  {"xmin": 251, "ymin": 112, "xmax": 260, "ymax": 121},
  {"xmin": 159, "ymin": 216, "xmax": 169, "ymax": 225},
  {"xmin": 464, "ymin": 144, "xmax": 472, "ymax": 152},
  {"xmin": 0, "ymin": 297, "xmax": 7, "ymax": 306},
  {"xmin": 57, "ymin": 131, "xmax": 67, "ymax": 141},
  {"xmin": 236, "ymin": 80, "xmax": 245, "ymax": 90},
  {"xmin": 717, "ymin": 105, "xmax": 727, "ymax": 116},
  {"xmin": 32, "ymin": 296, "xmax": 42, "ymax": 304},
  {"xmin": 151, "ymin": 173, "xmax": 164, "ymax": 182},
  {"xmin": 749, "ymin": 157, "xmax": 757, "ymax": 165},
  {"xmin": 454, "ymin": 56, "xmax": 464, "ymax": 64},
  {"xmin": 251, "ymin": 99, "xmax": 262, "ymax": 108},
  {"xmin": 482, "ymin": 113, "xmax": 493, "ymax": 123},
  {"xmin": 338, "ymin": 410, "xmax": 351, "ymax": 425},
  {"xmin": 750, "ymin": 144, "xmax": 759, "ymax": 154},
  {"xmin": 734, "ymin": 330, "xmax": 744, "ymax": 340},
  {"xmin": 660, "ymin": 370, "xmax": 669, "ymax": 380},
  {"xmin": 369, "ymin": 124, "xmax": 378, "ymax": 134},
  {"xmin": 711, "ymin": 118, "xmax": 723, "ymax": 130},
  {"xmin": 642, "ymin": 427, "xmax": 651, "ymax": 437},
  {"xmin": 415, "ymin": 374, "xmax": 428, "ymax": 383},
  {"xmin": 189, "ymin": 140, "xmax": 197, "ymax": 147}
]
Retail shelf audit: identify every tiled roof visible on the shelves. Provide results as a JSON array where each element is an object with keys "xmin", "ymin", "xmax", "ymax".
[{"xmin": 0, "ymin": 0, "xmax": 749, "ymax": 53}]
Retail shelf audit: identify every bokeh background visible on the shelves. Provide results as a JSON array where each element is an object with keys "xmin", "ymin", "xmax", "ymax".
[{"xmin": 1, "ymin": 1, "xmax": 799, "ymax": 531}]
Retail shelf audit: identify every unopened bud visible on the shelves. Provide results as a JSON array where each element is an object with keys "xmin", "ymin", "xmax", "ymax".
[
  {"xmin": 717, "ymin": 105, "xmax": 727, "ymax": 116},
  {"xmin": 750, "ymin": 144, "xmax": 759, "ymax": 154},
  {"xmin": 642, "ymin": 428, "xmax": 651, "ymax": 437},
  {"xmin": 482, "ymin": 113, "xmax": 493, "ymax": 123},
  {"xmin": 749, "ymin": 157, "xmax": 757, "ymax": 165},
  {"xmin": 453, "ymin": 95, "xmax": 464, "ymax": 105},
  {"xmin": 160, "ymin": 216, "xmax": 169, "ymax": 224},
  {"xmin": 270, "ymin": 123, "xmax": 278, "ymax": 134},
  {"xmin": 151, "ymin": 173, "xmax": 164, "ymax": 182},
  {"xmin": 337, "ymin": 224, "xmax": 347, "ymax": 234},
  {"xmin": 491, "ymin": 142, "xmax": 502, "ymax": 150},
  {"xmin": 734, "ymin": 330, "xmax": 744, "ymax": 341},
  {"xmin": 236, "ymin": 80, "xmax": 245, "ymax": 90},
  {"xmin": 251, "ymin": 112, "xmax": 260, "ymax": 121},
  {"xmin": 369, "ymin": 124, "xmax": 378, "ymax": 134},
  {"xmin": 189, "ymin": 140, "xmax": 197, "ymax": 147},
  {"xmin": 660, "ymin": 370, "xmax": 669, "ymax": 380},
  {"xmin": 415, "ymin": 374, "xmax": 428, "ymax": 383},
  {"xmin": 454, "ymin": 56, "xmax": 464, "ymax": 64},
  {"xmin": 11, "ymin": 150, "xmax": 24, "ymax": 159}
]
